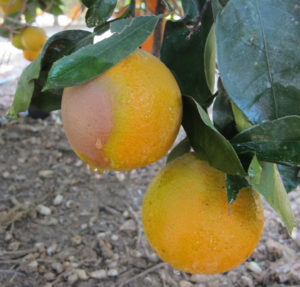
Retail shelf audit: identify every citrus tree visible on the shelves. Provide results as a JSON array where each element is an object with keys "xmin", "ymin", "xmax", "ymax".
[
  {"xmin": 4, "ymin": 0, "xmax": 300, "ymax": 274},
  {"xmin": 0, "ymin": 0, "xmax": 64, "ymax": 61}
]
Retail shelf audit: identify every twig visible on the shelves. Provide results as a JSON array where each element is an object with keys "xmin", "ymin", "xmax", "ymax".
[
  {"xmin": 117, "ymin": 262, "xmax": 167, "ymax": 287},
  {"xmin": 0, "ymin": 269, "xmax": 25, "ymax": 276},
  {"xmin": 187, "ymin": 0, "xmax": 211, "ymax": 39},
  {"xmin": 152, "ymin": 0, "xmax": 165, "ymax": 57},
  {"xmin": 124, "ymin": 202, "xmax": 143, "ymax": 249},
  {"xmin": 0, "ymin": 248, "xmax": 37, "ymax": 259}
]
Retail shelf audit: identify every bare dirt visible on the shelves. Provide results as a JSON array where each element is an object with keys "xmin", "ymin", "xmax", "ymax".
[{"xmin": 0, "ymin": 32, "xmax": 300, "ymax": 287}]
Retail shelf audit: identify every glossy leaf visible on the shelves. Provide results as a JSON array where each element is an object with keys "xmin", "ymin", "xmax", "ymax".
[
  {"xmin": 167, "ymin": 137, "xmax": 191, "ymax": 163},
  {"xmin": 216, "ymin": 0, "xmax": 300, "ymax": 124},
  {"xmin": 249, "ymin": 162, "xmax": 296, "ymax": 234},
  {"xmin": 231, "ymin": 116, "xmax": 300, "ymax": 166},
  {"xmin": 85, "ymin": 0, "xmax": 117, "ymax": 28},
  {"xmin": 182, "ymin": 96, "xmax": 246, "ymax": 175},
  {"xmin": 247, "ymin": 155, "xmax": 262, "ymax": 184},
  {"xmin": 213, "ymin": 92, "xmax": 237, "ymax": 139},
  {"xmin": 6, "ymin": 30, "xmax": 94, "ymax": 118},
  {"xmin": 182, "ymin": 0, "xmax": 199, "ymax": 20},
  {"xmin": 278, "ymin": 165, "xmax": 300, "ymax": 193},
  {"xmin": 161, "ymin": 8, "xmax": 214, "ymax": 107},
  {"xmin": 44, "ymin": 16, "xmax": 159, "ymax": 90},
  {"xmin": 204, "ymin": 23, "xmax": 216, "ymax": 94},
  {"xmin": 231, "ymin": 103, "xmax": 252, "ymax": 132},
  {"xmin": 226, "ymin": 175, "xmax": 250, "ymax": 205}
]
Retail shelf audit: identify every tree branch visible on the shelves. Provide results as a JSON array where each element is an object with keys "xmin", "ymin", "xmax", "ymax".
[
  {"xmin": 152, "ymin": 0, "xmax": 165, "ymax": 58},
  {"xmin": 187, "ymin": 0, "xmax": 211, "ymax": 40}
]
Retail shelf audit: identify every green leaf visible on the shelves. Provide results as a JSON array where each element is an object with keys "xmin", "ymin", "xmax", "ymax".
[
  {"xmin": 6, "ymin": 30, "xmax": 94, "ymax": 118},
  {"xmin": 231, "ymin": 116, "xmax": 300, "ymax": 166},
  {"xmin": 33, "ymin": 30, "xmax": 94, "ymax": 112},
  {"xmin": 204, "ymin": 23, "xmax": 216, "ymax": 94},
  {"xmin": 44, "ymin": 16, "xmax": 159, "ymax": 90},
  {"xmin": 216, "ymin": 0, "xmax": 300, "ymax": 124},
  {"xmin": 161, "ymin": 15, "xmax": 214, "ymax": 107},
  {"xmin": 247, "ymin": 155, "xmax": 262, "ymax": 184},
  {"xmin": 249, "ymin": 162, "xmax": 296, "ymax": 234},
  {"xmin": 213, "ymin": 88, "xmax": 237, "ymax": 139},
  {"xmin": 167, "ymin": 137, "xmax": 191, "ymax": 163},
  {"xmin": 278, "ymin": 165, "xmax": 300, "ymax": 193},
  {"xmin": 181, "ymin": 0, "xmax": 199, "ymax": 20},
  {"xmin": 231, "ymin": 103, "xmax": 252, "ymax": 132},
  {"xmin": 226, "ymin": 175, "xmax": 250, "ymax": 205},
  {"xmin": 211, "ymin": 0, "xmax": 229, "ymax": 19},
  {"xmin": 182, "ymin": 96, "xmax": 246, "ymax": 175},
  {"xmin": 48, "ymin": 4, "xmax": 64, "ymax": 15},
  {"xmin": 6, "ymin": 57, "xmax": 42, "ymax": 120},
  {"xmin": 85, "ymin": 0, "xmax": 117, "ymax": 28}
]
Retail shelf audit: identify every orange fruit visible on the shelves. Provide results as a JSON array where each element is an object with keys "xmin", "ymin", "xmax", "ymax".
[
  {"xmin": 147, "ymin": 0, "xmax": 158, "ymax": 13},
  {"xmin": 141, "ymin": 19, "xmax": 165, "ymax": 54},
  {"xmin": 21, "ymin": 26, "xmax": 47, "ymax": 51},
  {"xmin": 69, "ymin": 5, "xmax": 81, "ymax": 20},
  {"xmin": 0, "ymin": 0, "xmax": 21, "ymax": 15},
  {"xmin": 23, "ymin": 49, "xmax": 41, "ymax": 61},
  {"xmin": 61, "ymin": 49, "xmax": 182, "ymax": 172},
  {"xmin": 113, "ymin": 5, "xmax": 143, "ymax": 18},
  {"xmin": 12, "ymin": 32, "xmax": 24, "ymax": 49},
  {"xmin": 141, "ymin": 0, "xmax": 166, "ymax": 54},
  {"xmin": 142, "ymin": 152, "xmax": 264, "ymax": 274}
]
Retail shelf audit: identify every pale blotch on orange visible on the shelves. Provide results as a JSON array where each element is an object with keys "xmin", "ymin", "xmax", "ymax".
[
  {"xmin": 142, "ymin": 153, "xmax": 264, "ymax": 274},
  {"xmin": 61, "ymin": 49, "xmax": 182, "ymax": 171}
]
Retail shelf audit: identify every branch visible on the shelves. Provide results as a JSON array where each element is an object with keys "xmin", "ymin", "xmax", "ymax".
[
  {"xmin": 152, "ymin": 0, "xmax": 165, "ymax": 57},
  {"xmin": 187, "ymin": 0, "xmax": 210, "ymax": 40}
]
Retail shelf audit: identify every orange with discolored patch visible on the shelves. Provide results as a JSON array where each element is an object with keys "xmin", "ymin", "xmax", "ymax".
[
  {"xmin": 61, "ymin": 49, "xmax": 182, "ymax": 172},
  {"xmin": 142, "ymin": 153, "xmax": 264, "ymax": 274}
]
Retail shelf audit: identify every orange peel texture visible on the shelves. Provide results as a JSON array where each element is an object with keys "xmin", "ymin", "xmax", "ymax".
[
  {"xmin": 142, "ymin": 153, "xmax": 264, "ymax": 274},
  {"xmin": 61, "ymin": 49, "xmax": 182, "ymax": 172}
]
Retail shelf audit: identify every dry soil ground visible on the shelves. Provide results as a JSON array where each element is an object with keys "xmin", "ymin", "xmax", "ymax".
[{"xmin": 0, "ymin": 27, "xmax": 300, "ymax": 287}]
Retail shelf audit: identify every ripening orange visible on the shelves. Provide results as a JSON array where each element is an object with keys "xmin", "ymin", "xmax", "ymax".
[
  {"xmin": 141, "ymin": 19, "xmax": 165, "ymax": 54},
  {"xmin": 69, "ymin": 5, "xmax": 81, "ymax": 20},
  {"xmin": 23, "ymin": 49, "xmax": 41, "ymax": 61},
  {"xmin": 12, "ymin": 32, "xmax": 24, "ymax": 49},
  {"xmin": 61, "ymin": 49, "xmax": 182, "ymax": 172},
  {"xmin": 142, "ymin": 153, "xmax": 264, "ymax": 274},
  {"xmin": 21, "ymin": 26, "xmax": 47, "ymax": 51},
  {"xmin": 147, "ymin": 0, "xmax": 158, "ymax": 13},
  {"xmin": 0, "ymin": 0, "xmax": 21, "ymax": 15}
]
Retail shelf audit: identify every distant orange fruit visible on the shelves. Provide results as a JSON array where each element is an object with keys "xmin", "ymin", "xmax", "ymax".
[
  {"xmin": 142, "ymin": 153, "xmax": 264, "ymax": 274},
  {"xmin": 69, "ymin": 5, "xmax": 81, "ymax": 19},
  {"xmin": 23, "ymin": 49, "xmax": 41, "ymax": 61},
  {"xmin": 12, "ymin": 32, "xmax": 24, "ymax": 49},
  {"xmin": 61, "ymin": 49, "xmax": 182, "ymax": 172},
  {"xmin": 0, "ymin": 0, "xmax": 21, "ymax": 15},
  {"xmin": 141, "ymin": 19, "xmax": 165, "ymax": 54},
  {"xmin": 21, "ymin": 26, "xmax": 47, "ymax": 51}
]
